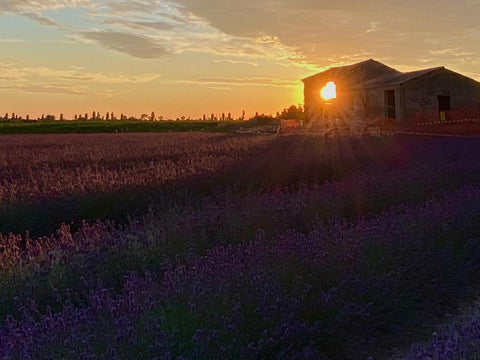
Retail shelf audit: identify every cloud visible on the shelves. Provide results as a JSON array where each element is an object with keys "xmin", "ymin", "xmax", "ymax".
[
  {"xmin": 206, "ymin": 86, "xmax": 232, "ymax": 91},
  {"xmin": 0, "ymin": 39, "xmax": 25, "ymax": 43},
  {"xmin": 0, "ymin": 61, "xmax": 163, "ymax": 99},
  {"xmin": 178, "ymin": 76, "xmax": 300, "ymax": 88},
  {"xmin": 212, "ymin": 59, "xmax": 259, "ymax": 66},
  {"xmin": 19, "ymin": 10, "xmax": 57, "ymax": 26},
  {"xmin": 101, "ymin": 0, "xmax": 186, "ymax": 25},
  {"xmin": 429, "ymin": 48, "xmax": 475, "ymax": 57},
  {"xmin": 171, "ymin": 0, "xmax": 480, "ymax": 69},
  {"xmin": 418, "ymin": 58, "xmax": 434, "ymax": 63},
  {"xmin": 0, "ymin": 62, "xmax": 162, "ymax": 84},
  {"xmin": 103, "ymin": 0, "xmax": 160, "ymax": 15},
  {"xmin": 0, "ymin": 0, "xmax": 95, "ymax": 25},
  {"xmin": 0, "ymin": 0, "xmax": 94, "ymax": 11},
  {"xmin": 171, "ymin": 32, "xmax": 312, "ymax": 69},
  {"xmin": 430, "ymin": 48, "xmax": 459, "ymax": 55},
  {"xmin": 79, "ymin": 31, "xmax": 169, "ymax": 58},
  {"xmin": 74, "ymin": 1, "xmax": 314, "ymax": 68},
  {"xmin": 4, "ymin": 0, "xmax": 479, "ymax": 75},
  {"xmin": 366, "ymin": 22, "xmax": 379, "ymax": 33},
  {"xmin": 0, "ymin": 83, "xmax": 87, "ymax": 95},
  {"xmin": 164, "ymin": 1, "xmax": 389, "ymax": 69},
  {"xmin": 103, "ymin": 19, "xmax": 174, "ymax": 31}
]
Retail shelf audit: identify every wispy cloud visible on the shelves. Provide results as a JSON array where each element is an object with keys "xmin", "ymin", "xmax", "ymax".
[
  {"xmin": 0, "ymin": 83, "xmax": 87, "ymax": 95},
  {"xmin": 0, "ymin": 39, "xmax": 25, "ymax": 43},
  {"xmin": 366, "ymin": 21, "xmax": 379, "ymax": 33},
  {"xmin": 429, "ymin": 48, "xmax": 475, "ymax": 56},
  {"xmin": 177, "ymin": 77, "xmax": 300, "ymax": 88},
  {"xmin": 103, "ymin": 19, "xmax": 175, "ymax": 31},
  {"xmin": 78, "ymin": 30, "xmax": 169, "ymax": 58},
  {"xmin": 103, "ymin": 0, "xmax": 164, "ymax": 15},
  {"xmin": 206, "ymin": 86, "xmax": 232, "ymax": 91},
  {"xmin": 0, "ymin": 0, "xmax": 95, "ymax": 25},
  {"xmin": 0, "ymin": 62, "xmax": 162, "ymax": 84},
  {"xmin": 76, "ymin": 1, "xmax": 316, "ymax": 69},
  {"xmin": 430, "ymin": 48, "xmax": 457, "ymax": 55},
  {"xmin": 321, "ymin": 52, "xmax": 373, "ymax": 69},
  {"xmin": 2, "ymin": 0, "xmax": 480, "ymax": 88},
  {"xmin": 171, "ymin": 0, "xmax": 480, "ymax": 71},
  {"xmin": 0, "ymin": 0, "xmax": 94, "ymax": 11},
  {"xmin": 212, "ymin": 59, "xmax": 259, "ymax": 66},
  {"xmin": 0, "ymin": 0, "xmax": 337, "ymax": 69},
  {"xmin": 18, "ymin": 10, "xmax": 57, "ymax": 26}
]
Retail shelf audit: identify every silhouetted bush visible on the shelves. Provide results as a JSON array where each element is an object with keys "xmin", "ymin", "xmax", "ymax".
[
  {"xmin": 278, "ymin": 104, "xmax": 306, "ymax": 120},
  {"xmin": 246, "ymin": 115, "xmax": 280, "ymax": 127}
]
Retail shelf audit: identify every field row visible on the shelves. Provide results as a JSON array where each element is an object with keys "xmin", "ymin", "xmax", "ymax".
[
  {"xmin": 0, "ymin": 120, "xmax": 242, "ymax": 135},
  {"xmin": 2, "ymin": 134, "xmax": 480, "ymax": 359},
  {"xmin": 0, "ymin": 133, "xmax": 270, "ymax": 203},
  {"xmin": 2, "ymin": 182, "xmax": 480, "ymax": 359}
]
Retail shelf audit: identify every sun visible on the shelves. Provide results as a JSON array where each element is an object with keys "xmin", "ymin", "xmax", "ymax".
[{"xmin": 320, "ymin": 81, "xmax": 337, "ymax": 101}]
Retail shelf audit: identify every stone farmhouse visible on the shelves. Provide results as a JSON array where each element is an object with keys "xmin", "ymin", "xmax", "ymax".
[{"xmin": 303, "ymin": 59, "xmax": 480, "ymax": 125}]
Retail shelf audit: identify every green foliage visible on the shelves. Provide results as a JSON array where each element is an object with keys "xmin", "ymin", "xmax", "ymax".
[
  {"xmin": 245, "ymin": 115, "xmax": 280, "ymax": 127},
  {"xmin": 0, "ymin": 120, "xmax": 243, "ymax": 135},
  {"xmin": 278, "ymin": 105, "xmax": 305, "ymax": 120}
]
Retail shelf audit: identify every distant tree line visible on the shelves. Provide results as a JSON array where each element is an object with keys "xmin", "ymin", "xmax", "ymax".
[
  {"xmin": 0, "ymin": 111, "xmax": 248, "ymax": 122},
  {"xmin": 0, "ymin": 106, "xmax": 304, "ymax": 123}
]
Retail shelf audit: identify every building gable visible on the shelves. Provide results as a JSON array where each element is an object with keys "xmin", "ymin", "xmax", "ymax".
[
  {"xmin": 303, "ymin": 59, "xmax": 480, "ymax": 125},
  {"xmin": 303, "ymin": 59, "xmax": 400, "ymax": 88}
]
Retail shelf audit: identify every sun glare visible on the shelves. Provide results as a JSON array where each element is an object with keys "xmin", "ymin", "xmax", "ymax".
[{"xmin": 321, "ymin": 82, "xmax": 337, "ymax": 101}]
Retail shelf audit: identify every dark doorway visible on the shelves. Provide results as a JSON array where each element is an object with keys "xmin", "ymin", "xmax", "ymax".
[
  {"xmin": 384, "ymin": 90, "xmax": 396, "ymax": 120},
  {"xmin": 438, "ymin": 95, "xmax": 451, "ymax": 111}
]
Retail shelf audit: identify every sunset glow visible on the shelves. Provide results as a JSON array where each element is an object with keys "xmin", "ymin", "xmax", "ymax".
[
  {"xmin": 0, "ymin": 1, "xmax": 479, "ymax": 119},
  {"xmin": 320, "ymin": 82, "xmax": 337, "ymax": 101}
]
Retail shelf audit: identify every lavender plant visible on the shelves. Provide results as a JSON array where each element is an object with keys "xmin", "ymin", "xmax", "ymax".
[{"xmin": 1, "ymin": 134, "xmax": 480, "ymax": 359}]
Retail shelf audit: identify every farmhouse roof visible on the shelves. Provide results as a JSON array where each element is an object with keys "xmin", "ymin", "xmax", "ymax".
[
  {"xmin": 355, "ymin": 67, "xmax": 445, "ymax": 89},
  {"xmin": 302, "ymin": 59, "xmax": 400, "ymax": 83},
  {"xmin": 302, "ymin": 59, "xmax": 469, "ymax": 90}
]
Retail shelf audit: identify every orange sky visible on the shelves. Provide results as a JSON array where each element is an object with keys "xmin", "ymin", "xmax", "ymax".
[{"xmin": 1, "ymin": 1, "xmax": 480, "ymax": 119}]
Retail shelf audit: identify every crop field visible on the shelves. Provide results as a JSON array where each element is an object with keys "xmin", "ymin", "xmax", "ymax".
[
  {"xmin": 2, "ymin": 132, "xmax": 480, "ymax": 359},
  {"xmin": 0, "ymin": 120, "xmax": 242, "ymax": 135},
  {"xmin": 0, "ymin": 133, "xmax": 270, "ymax": 236}
]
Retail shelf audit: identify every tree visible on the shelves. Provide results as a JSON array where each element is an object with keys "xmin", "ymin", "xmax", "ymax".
[{"xmin": 279, "ymin": 105, "xmax": 305, "ymax": 120}]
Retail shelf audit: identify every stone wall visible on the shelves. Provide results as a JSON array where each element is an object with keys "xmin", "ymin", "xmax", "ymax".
[{"xmin": 304, "ymin": 67, "xmax": 480, "ymax": 125}]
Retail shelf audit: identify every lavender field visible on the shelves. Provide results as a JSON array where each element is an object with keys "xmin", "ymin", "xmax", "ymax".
[
  {"xmin": 0, "ymin": 133, "xmax": 271, "ymax": 236},
  {"xmin": 2, "ymin": 133, "xmax": 480, "ymax": 359}
]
